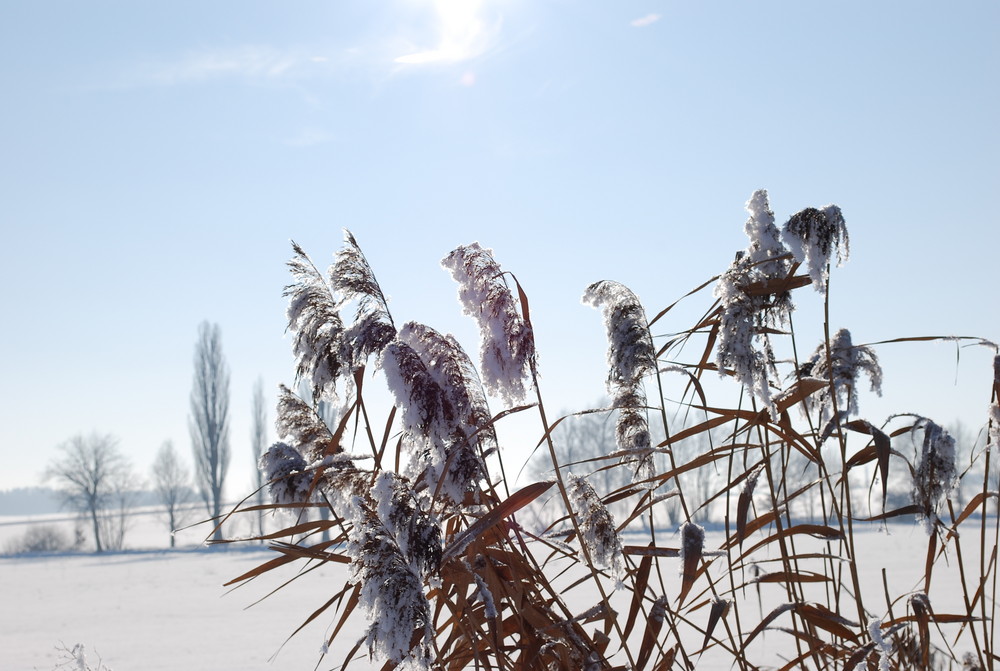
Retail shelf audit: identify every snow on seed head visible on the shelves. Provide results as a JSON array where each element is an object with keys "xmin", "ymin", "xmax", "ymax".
[
  {"xmin": 911, "ymin": 419, "xmax": 958, "ymax": 534},
  {"xmin": 567, "ymin": 474, "xmax": 625, "ymax": 579},
  {"xmin": 743, "ymin": 189, "xmax": 791, "ymax": 278},
  {"xmin": 804, "ymin": 328, "xmax": 883, "ymax": 422},
  {"xmin": 259, "ymin": 442, "xmax": 313, "ymax": 505},
  {"xmin": 348, "ymin": 508, "xmax": 434, "ymax": 668},
  {"xmin": 679, "ymin": 521, "xmax": 705, "ymax": 564},
  {"xmin": 582, "ymin": 280, "xmax": 656, "ymax": 391},
  {"xmin": 782, "ymin": 204, "xmax": 849, "ymax": 291},
  {"xmin": 441, "ymin": 243, "xmax": 535, "ymax": 406}
]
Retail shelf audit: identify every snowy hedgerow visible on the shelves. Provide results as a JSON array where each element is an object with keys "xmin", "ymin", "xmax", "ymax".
[
  {"xmin": 441, "ymin": 243, "xmax": 535, "ymax": 406},
  {"xmin": 910, "ymin": 419, "xmax": 958, "ymax": 533},
  {"xmin": 567, "ymin": 474, "xmax": 624, "ymax": 580},
  {"xmin": 782, "ymin": 204, "xmax": 849, "ymax": 291},
  {"xmin": 802, "ymin": 328, "xmax": 883, "ymax": 422}
]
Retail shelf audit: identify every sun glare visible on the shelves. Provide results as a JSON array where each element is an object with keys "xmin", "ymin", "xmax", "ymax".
[{"xmin": 395, "ymin": 0, "xmax": 496, "ymax": 65}]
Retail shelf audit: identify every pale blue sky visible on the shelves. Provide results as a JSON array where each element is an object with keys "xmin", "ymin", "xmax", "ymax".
[{"xmin": 1, "ymin": 2, "xmax": 998, "ymax": 494}]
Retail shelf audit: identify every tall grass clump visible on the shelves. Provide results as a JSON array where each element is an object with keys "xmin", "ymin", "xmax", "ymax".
[{"xmin": 217, "ymin": 193, "xmax": 998, "ymax": 670}]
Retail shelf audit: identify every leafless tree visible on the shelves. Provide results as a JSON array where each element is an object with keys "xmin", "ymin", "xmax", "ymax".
[
  {"xmin": 44, "ymin": 433, "xmax": 134, "ymax": 553},
  {"xmin": 250, "ymin": 377, "xmax": 268, "ymax": 538},
  {"xmin": 189, "ymin": 321, "xmax": 231, "ymax": 542},
  {"xmin": 152, "ymin": 440, "xmax": 193, "ymax": 548}
]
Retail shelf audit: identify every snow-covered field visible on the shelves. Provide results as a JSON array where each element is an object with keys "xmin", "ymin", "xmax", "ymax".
[{"xmin": 0, "ymin": 510, "xmax": 989, "ymax": 670}]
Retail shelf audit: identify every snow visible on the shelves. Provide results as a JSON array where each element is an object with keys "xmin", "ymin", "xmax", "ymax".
[{"xmin": 0, "ymin": 511, "xmax": 990, "ymax": 670}]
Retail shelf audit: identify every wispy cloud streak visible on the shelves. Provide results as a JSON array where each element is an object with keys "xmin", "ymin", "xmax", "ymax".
[{"xmin": 630, "ymin": 14, "xmax": 661, "ymax": 28}]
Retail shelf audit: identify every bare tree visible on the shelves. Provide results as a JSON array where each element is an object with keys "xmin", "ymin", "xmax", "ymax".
[
  {"xmin": 189, "ymin": 321, "xmax": 231, "ymax": 542},
  {"xmin": 250, "ymin": 377, "xmax": 268, "ymax": 538},
  {"xmin": 44, "ymin": 433, "xmax": 134, "ymax": 553},
  {"xmin": 152, "ymin": 440, "xmax": 192, "ymax": 548}
]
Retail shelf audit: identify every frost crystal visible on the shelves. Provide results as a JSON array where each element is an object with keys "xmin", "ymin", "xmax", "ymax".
[
  {"xmin": 679, "ymin": 521, "xmax": 705, "ymax": 566},
  {"xmin": 782, "ymin": 204, "xmax": 849, "ymax": 291},
  {"xmin": 867, "ymin": 618, "xmax": 892, "ymax": 671},
  {"xmin": 911, "ymin": 419, "xmax": 958, "ymax": 534},
  {"xmin": 803, "ymin": 328, "xmax": 883, "ymax": 422},
  {"xmin": 441, "ymin": 243, "xmax": 535, "ymax": 406},
  {"xmin": 258, "ymin": 442, "xmax": 313, "ymax": 505},
  {"xmin": 567, "ymin": 474, "xmax": 625, "ymax": 579}
]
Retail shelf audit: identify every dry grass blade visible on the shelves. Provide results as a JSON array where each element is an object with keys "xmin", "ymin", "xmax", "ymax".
[
  {"xmin": 441, "ymin": 481, "xmax": 554, "ymax": 562},
  {"xmin": 623, "ymin": 552, "xmax": 653, "ymax": 642},
  {"xmin": 953, "ymin": 491, "xmax": 999, "ymax": 526},
  {"xmin": 701, "ymin": 597, "xmax": 730, "ymax": 650}
]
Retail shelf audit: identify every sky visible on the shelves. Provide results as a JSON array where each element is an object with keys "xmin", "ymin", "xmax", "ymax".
[{"xmin": 1, "ymin": 1, "xmax": 998, "ymax": 496}]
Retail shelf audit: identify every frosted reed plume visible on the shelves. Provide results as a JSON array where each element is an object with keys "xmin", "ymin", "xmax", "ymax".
[
  {"xmin": 399, "ymin": 322, "xmax": 497, "ymax": 456},
  {"xmin": 782, "ymin": 204, "xmax": 849, "ymax": 291},
  {"xmin": 743, "ymin": 189, "xmax": 792, "ymax": 278},
  {"xmin": 258, "ymin": 442, "xmax": 312, "ymax": 506},
  {"xmin": 379, "ymin": 337, "xmax": 486, "ymax": 502},
  {"xmin": 330, "ymin": 230, "xmax": 397, "ymax": 368},
  {"xmin": 371, "ymin": 471, "xmax": 442, "ymax": 574},
  {"xmin": 714, "ymin": 190, "xmax": 794, "ymax": 412},
  {"xmin": 803, "ymin": 328, "xmax": 883, "ymax": 422},
  {"xmin": 582, "ymin": 280, "xmax": 655, "ymax": 481},
  {"xmin": 398, "ymin": 322, "xmax": 492, "ymax": 500},
  {"xmin": 911, "ymin": 418, "xmax": 958, "ymax": 533},
  {"xmin": 274, "ymin": 384, "xmax": 340, "ymax": 462},
  {"xmin": 582, "ymin": 280, "xmax": 656, "ymax": 390},
  {"xmin": 567, "ymin": 473, "xmax": 625, "ymax": 579},
  {"xmin": 441, "ymin": 243, "xmax": 535, "ymax": 405},
  {"xmin": 285, "ymin": 242, "xmax": 349, "ymax": 402},
  {"xmin": 349, "ymin": 502, "xmax": 435, "ymax": 669}
]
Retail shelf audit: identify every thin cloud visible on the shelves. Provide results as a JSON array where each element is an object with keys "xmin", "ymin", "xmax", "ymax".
[
  {"xmin": 630, "ymin": 14, "xmax": 662, "ymax": 28},
  {"xmin": 395, "ymin": 0, "xmax": 500, "ymax": 66},
  {"xmin": 143, "ymin": 45, "xmax": 333, "ymax": 84}
]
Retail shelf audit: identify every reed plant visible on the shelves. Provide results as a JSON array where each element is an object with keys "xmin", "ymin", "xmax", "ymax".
[{"xmin": 216, "ymin": 191, "xmax": 998, "ymax": 670}]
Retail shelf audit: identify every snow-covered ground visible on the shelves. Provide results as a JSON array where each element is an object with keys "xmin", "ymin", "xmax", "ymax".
[{"xmin": 0, "ymin": 510, "xmax": 990, "ymax": 670}]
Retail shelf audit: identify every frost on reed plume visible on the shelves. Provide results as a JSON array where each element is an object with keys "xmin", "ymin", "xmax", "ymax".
[
  {"xmin": 910, "ymin": 418, "xmax": 958, "ymax": 533},
  {"xmin": 221, "ymin": 196, "xmax": 997, "ymax": 671},
  {"xmin": 714, "ymin": 189, "xmax": 796, "ymax": 412},
  {"xmin": 583, "ymin": 280, "xmax": 656, "ymax": 482},
  {"xmin": 566, "ymin": 473, "xmax": 624, "ymax": 579},
  {"xmin": 803, "ymin": 327, "xmax": 883, "ymax": 424},
  {"xmin": 441, "ymin": 242, "xmax": 536, "ymax": 406}
]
